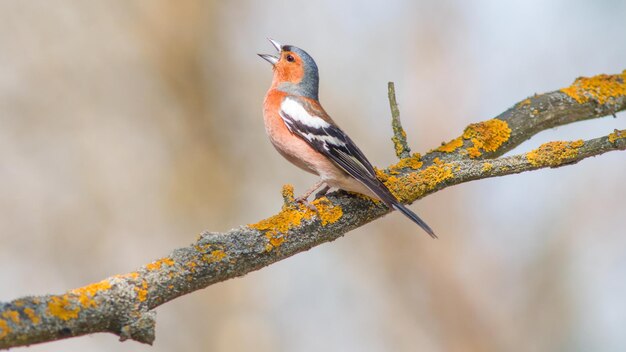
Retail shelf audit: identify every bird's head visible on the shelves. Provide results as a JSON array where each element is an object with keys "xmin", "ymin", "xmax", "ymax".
[{"xmin": 259, "ymin": 38, "xmax": 319, "ymax": 100}]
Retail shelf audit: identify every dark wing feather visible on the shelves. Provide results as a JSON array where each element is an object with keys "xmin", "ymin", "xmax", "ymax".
[
  {"xmin": 279, "ymin": 97, "xmax": 376, "ymax": 185},
  {"xmin": 279, "ymin": 96, "xmax": 436, "ymax": 238}
]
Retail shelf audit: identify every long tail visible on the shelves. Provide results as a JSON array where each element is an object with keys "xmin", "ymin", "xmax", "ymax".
[
  {"xmin": 359, "ymin": 177, "xmax": 437, "ymax": 238},
  {"xmin": 392, "ymin": 203, "xmax": 437, "ymax": 238}
]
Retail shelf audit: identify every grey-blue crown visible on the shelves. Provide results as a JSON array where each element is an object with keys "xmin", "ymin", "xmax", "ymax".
[{"xmin": 280, "ymin": 45, "xmax": 320, "ymax": 100}]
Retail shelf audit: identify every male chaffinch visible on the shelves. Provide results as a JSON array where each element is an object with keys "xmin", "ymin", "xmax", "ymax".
[{"xmin": 259, "ymin": 39, "xmax": 436, "ymax": 238}]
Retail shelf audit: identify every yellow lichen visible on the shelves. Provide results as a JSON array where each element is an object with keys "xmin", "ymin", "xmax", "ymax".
[
  {"xmin": 383, "ymin": 158, "xmax": 454, "ymax": 202},
  {"xmin": 311, "ymin": 198, "xmax": 343, "ymax": 226},
  {"xmin": 70, "ymin": 279, "xmax": 112, "ymax": 308},
  {"xmin": 560, "ymin": 70, "xmax": 626, "ymax": 104},
  {"xmin": 2, "ymin": 311, "xmax": 20, "ymax": 324},
  {"xmin": 145, "ymin": 257, "xmax": 175, "ymax": 271},
  {"xmin": 374, "ymin": 167, "xmax": 389, "ymax": 182},
  {"xmin": 482, "ymin": 162, "xmax": 493, "ymax": 172},
  {"xmin": 388, "ymin": 153, "xmax": 423, "ymax": 175},
  {"xmin": 114, "ymin": 272, "xmax": 140, "ymax": 280},
  {"xmin": 518, "ymin": 98, "xmax": 532, "ymax": 107},
  {"xmin": 281, "ymin": 184, "xmax": 295, "ymax": 204},
  {"xmin": 194, "ymin": 241, "xmax": 214, "ymax": 253},
  {"xmin": 608, "ymin": 129, "xmax": 626, "ymax": 143},
  {"xmin": 0, "ymin": 319, "xmax": 9, "ymax": 339},
  {"xmin": 526, "ymin": 140, "xmax": 584, "ymax": 167},
  {"xmin": 135, "ymin": 280, "xmax": 148, "ymax": 302},
  {"xmin": 204, "ymin": 249, "xmax": 227, "ymax": 263},
  {"xmin": 392, "ymin": 130, "xmax": 408, "ymax": 157},
  {"xmin": 250, "ymin": 204, "xmax": 313, "ymax": 251},
  {"xmin": 47, "ymin": 295, "xmax": 80, "ymax": 321},
  {"xmin": 250, "ymin": 185, "xmax": 344, "ymax": 251},
  {"xmin": 437, "ymin": 137, "xmax": 464, "ymax": 153},
  {"xmin": 24, "ymin": 308, "xmax": 40, "ymax": 325},
  {"xmin": 433, "ymin": 119, "xmax": 511, "ymax": 156},
  {"xmin": 462, "ymin": 119, "xmax": 512, "ymax": 158}
]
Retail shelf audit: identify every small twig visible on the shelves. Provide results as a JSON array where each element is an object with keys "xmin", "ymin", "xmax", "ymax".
[{"xmin": 388, "ymin": 82, "xmax": 412, "ymax": 159}]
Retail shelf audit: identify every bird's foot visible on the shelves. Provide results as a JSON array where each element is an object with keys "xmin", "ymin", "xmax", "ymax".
[
  {"xmin": 314, "ymin": 185, "xmax": 331, "ymax": 200},
  {"xmin": 290, "ymin": 180, "xmax": 327, "ymax": 211},
  {"xmin": 293, "ymin": 196, "xmax": 318, "ymax": 212}
]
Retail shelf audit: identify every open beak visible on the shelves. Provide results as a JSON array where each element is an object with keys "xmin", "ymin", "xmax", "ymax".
[{"xmin": 258, "ymin": 38, "xmax": 282, "ymax": 65}]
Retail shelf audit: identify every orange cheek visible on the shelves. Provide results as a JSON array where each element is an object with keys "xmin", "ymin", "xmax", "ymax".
[{"xmin": 276, "ymin": 62, "xmax": 305, "ymax": 84}]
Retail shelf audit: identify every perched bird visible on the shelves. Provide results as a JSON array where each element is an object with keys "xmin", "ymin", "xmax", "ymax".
[{"xmin": 258, "ymin": 39, "xmax": 436, "ymax": 238}]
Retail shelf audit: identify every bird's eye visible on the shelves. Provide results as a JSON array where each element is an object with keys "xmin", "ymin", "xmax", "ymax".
[{"xmin": 286, "ymin": 54, "xmax": 295, "ymax": 62}]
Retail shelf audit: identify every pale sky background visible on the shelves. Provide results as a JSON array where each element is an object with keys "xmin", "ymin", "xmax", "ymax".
[{"xmin": 0, "ymin": 1, "xmax": 625, "ymax": 351}]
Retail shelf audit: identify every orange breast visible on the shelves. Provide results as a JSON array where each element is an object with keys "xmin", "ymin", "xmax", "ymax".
[{"xmin": 262, "ymin": 89, "xmax": 325, "ymax": 175}]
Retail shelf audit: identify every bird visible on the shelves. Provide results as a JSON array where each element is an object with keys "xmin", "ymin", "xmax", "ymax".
[{"xmin": 258, "ymin": 38, "xmax": 436, "ymax": 238}]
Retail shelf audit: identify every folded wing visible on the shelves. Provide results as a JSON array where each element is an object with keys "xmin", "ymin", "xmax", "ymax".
[{"xmin": 279, "ymin": 96, "xmax": 436, "ymax": 238}]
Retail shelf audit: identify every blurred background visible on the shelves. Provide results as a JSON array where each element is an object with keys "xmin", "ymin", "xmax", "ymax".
[{"xmin": 0, "ymin": 1, "xmax": 625, "ymax": 351}]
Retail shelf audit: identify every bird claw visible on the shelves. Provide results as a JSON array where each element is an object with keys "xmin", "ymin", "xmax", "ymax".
[
  {"xmin": 294, "ymin": 196, "xmax": 318, "ymax": 213},
  {"xmin": 288, "ymin": 181, "xmax": 327, "ymax": 212}
]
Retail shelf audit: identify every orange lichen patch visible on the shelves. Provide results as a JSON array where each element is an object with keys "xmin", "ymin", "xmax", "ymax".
[
  {"xmin": 112, "ymin": 272, "xmax": 140, "ymax": 282},
  {"xmin": 250, "ymin": 184, "xmax": 325, "ymax": 251},
  {"xmin": 70, "ymin": 279, "xmax": 112, "ymax": 308},
  {"xmin": 47, "ymin": 295, "xmax": 80, "ymax": 321},
  {"xmin": 204, "ymin": 249, "xmax": 227, "ymax": 263},
  {"xmin": 145, "ymin": 257, "xmax": 175, "ymax": 271},
  {"xmin": 13, "ymin": 300, "xmax": 24, "ymax": 307},
  {"xmin": 24, "ymin": 308, "xmax": 40, "ymax": 325},
  {"xmin": 384, "ymin": 158, "xmax": 454, "ymax": 202},
  {"xmin": 526, "ymin": 140, "xmax": 584, "ymax": 167},
  {"xmin": 482, "ymin": 162, "xmax": 493, "ymax": 172},
  {"xmin": 608, "ymin": 129, "xmax": 626, "ymax": 143},
  {"xmin": 250, "ymin": 203, "xmax": 313, "ymax": 251},
  {"xmin": 281, "ymin": 184, "xmax": 296, "ymax": 204},
  {"xmin": 194, "ymin": 242, "xmax": 228, "ymax": 265},
  {"xmin": 121, "ymin": 272, "xmax": 140, "ymax": 280},
  {"xmin": 269, "ymin": 233, "xmax": 284, "ymax": 248},
  {"xmin": 518, "ymin": 98, "xmax": 532, "ymax": 107},
  {"xmin": 560, "ymin": 70, "xmax": 626, "ymax": 104},
  {"xmin": 135, "ymin": 280, "xmax": 148, "ymax": 302},
  {"xmin": 2, "ymin": 310, "xmax": 19, "ymax": 324},
  {"xmin": 187, "ymin": 261, "xmax": 198, "ymax": 273},
  {"xmin": 388, "ymin": 153, "xmax": 424, "ymax": 175},
  {"xmin": 194, "ymin": 242, "xmax": 214, "ymax": 253},
  {"xmin": 462, "ymin": 119, "xmax": 512, "ymax": 158},
  {"xmin": 311, "ymin": 198, "xmax": 343, "ymax": 226},
  {"xmin": 391, "ymin": 130, "xmax": 408, "ymax": 156},
  {"xmin": 374, "ymin": 167, "xmax": 389, "ymax": 182},
  {"xmin": 0, "ymin": 319, "xmax": 9, "ymax": 339},
  {"xmin": 437, "ymin": 137, "xmax": 464, "ymax": 153}
]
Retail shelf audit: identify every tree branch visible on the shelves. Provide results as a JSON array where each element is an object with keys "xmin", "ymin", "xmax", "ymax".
[
  {"xmin": 1, "ymin": 70, "xmax": 625, "ymax": 349},
  {"xmin": 388, "ymin": 82, "xmax": 412, "ymax": 159}
]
